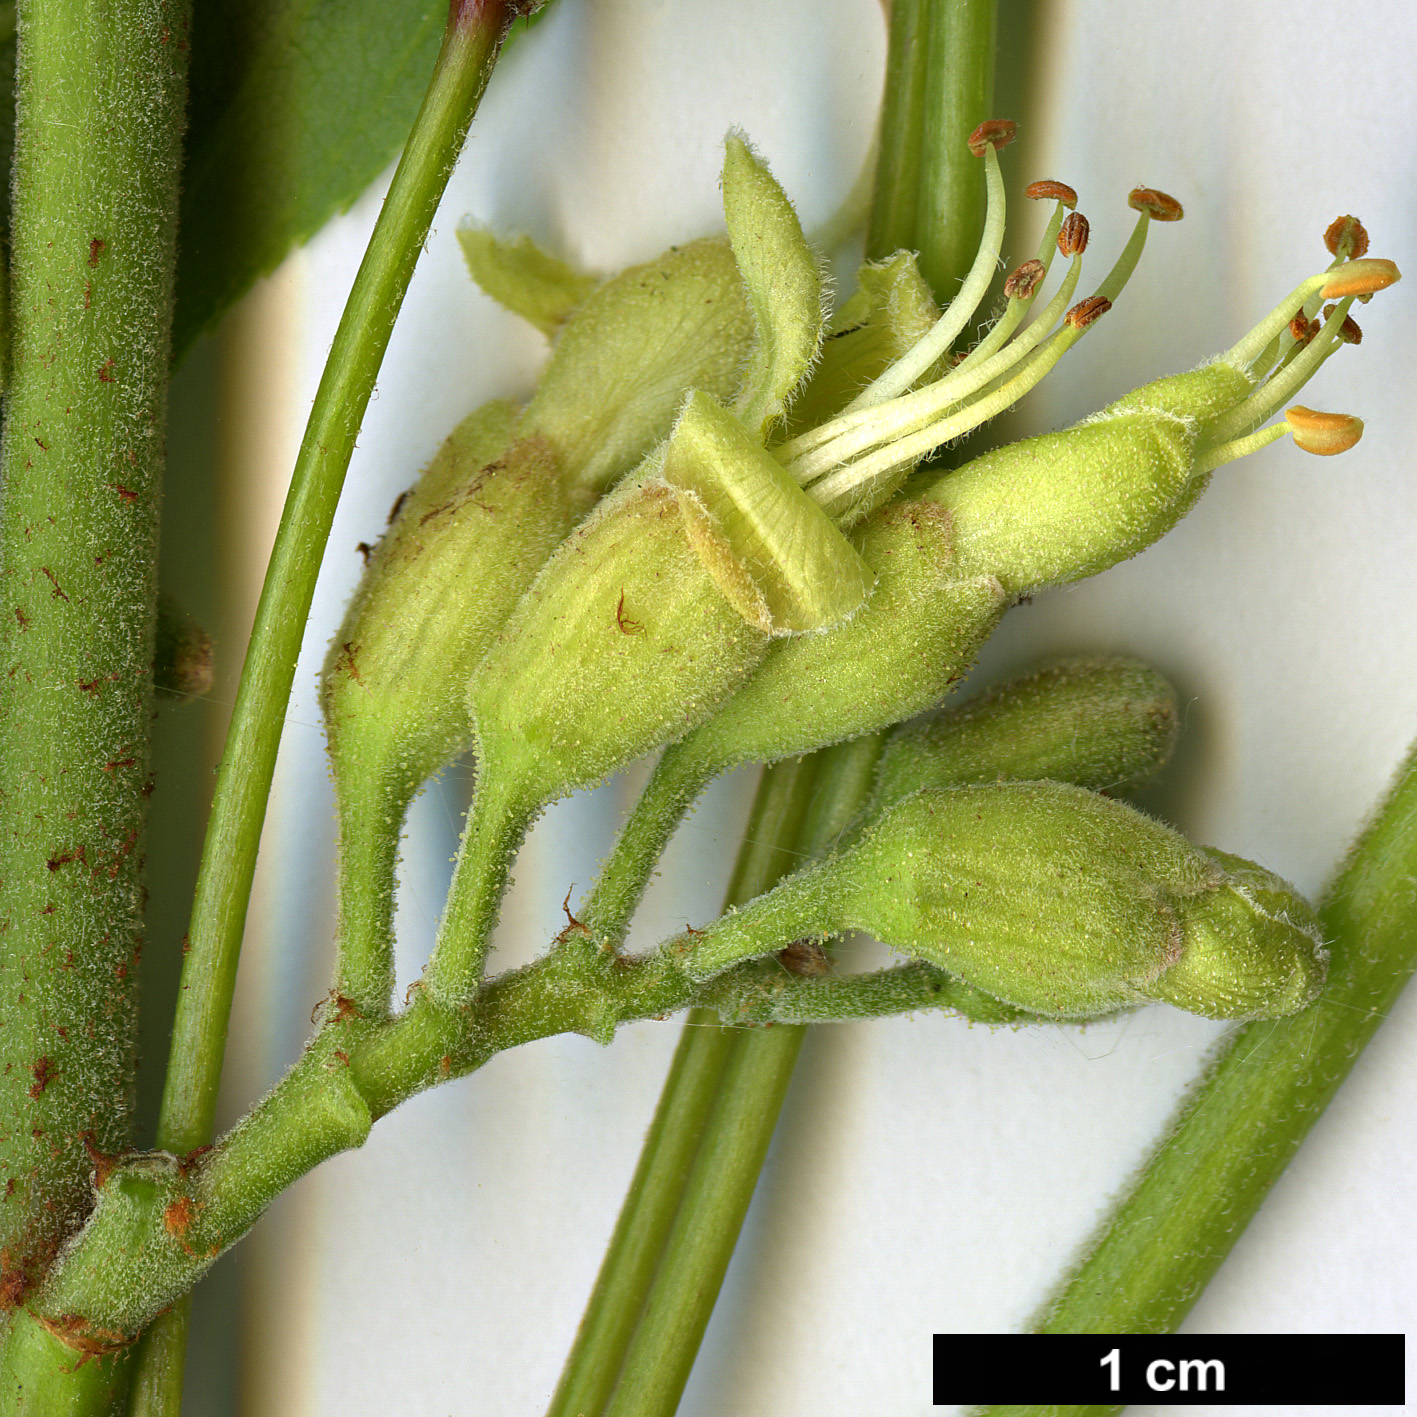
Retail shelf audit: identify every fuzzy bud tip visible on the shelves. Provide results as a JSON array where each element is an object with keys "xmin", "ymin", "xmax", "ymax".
[
  {"xmin": 1025, "ymin": 179, "xmax": 1078, "ymax": 208},
  {"xmin": 1128, "ymin": 187, "xmax": 1184, "ymax": 221},
  {"xmin": 1321, "ymin": 258, "xmax": 1400, "ymax": 298},
  {"xmin": 967, "ymin": 119, "xmax": 1017, "ymax": 155},
  {"xmin": 1004, "ymin": 258, "xmax": 1047, "ymax": 300},
  {"xmin": 1287, "ymin": 406, "xmax": 1363, "ymax": 456},
  {"xmin": 1057, "ymin": 211, "xmax": 1090, "ymax": 257},
  {"xmin": 1324, "ymin": 215, "xmax": 1369, "ymax": 261},
  {"xmin": 1066, "ymin": 294, "xmax": 1111, "ymax": 329}
]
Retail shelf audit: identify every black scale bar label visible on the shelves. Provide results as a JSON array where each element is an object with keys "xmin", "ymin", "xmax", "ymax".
[{"xmin": 933, "ymin": 1333, "xmax": 1406, "ymax": 1406}]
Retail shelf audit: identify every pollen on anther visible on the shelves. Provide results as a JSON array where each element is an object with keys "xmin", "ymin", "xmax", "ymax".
[
  {"xmin": 1057, "ymin": 212, "xmax": 1090, "ymax": 257},
  {"xmin": 1286, "ymin": 405, "xmax": 1363, "ymax": 456},
  {"xmin": 1004, "ymin": 259, "xmax": 1046, "ymax": 300},
  {"xmin": 967, "ymin": 119, "xmax": 1017, "ymax": 155},
  {"xmin": 1025, "ymin": 179, "xmax": 1077, "ymax": 208},
  {"xmin": 1289, "ymin": 314, "xmax": 1319, "ymax": 345},
  {"xmin": 1324, "ymin": 215, "xmax": 1369, "ymax": 261},
  {"xmin": 1066, "ymin": 295, "xmax": 1111, "ymax": 329},
  {"xmin": 1128, "ymin": 188, "xmax": 1184, "ymax": 221}
]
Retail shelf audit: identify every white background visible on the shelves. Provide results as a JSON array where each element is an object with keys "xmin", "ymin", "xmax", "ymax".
[{"xmin": 202, "ymin": 1, "xmax": 1417, "ymax": 1412}]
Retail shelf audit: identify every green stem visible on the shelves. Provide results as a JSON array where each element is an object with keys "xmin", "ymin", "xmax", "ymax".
[
  {"xmin": 867, "ymin": 0, "xmax": 998, "ymax": 302},
  {"xmin": 0, "ymin": 0, "xmax": 189, "ymax": 1328},
  {"xmin": 970, "ymin": 740, "xmax": 1417, "ymax": 1417},
  {"xmin": 599, "ymin": 736, "xmax": 885, "ymax": 1417},
  {"xmin": 128, "ymin": 1, "xmax": 518, "ymax": 1406},
  {"xmin": 157, "ymin": 0, "xmax": 517, "ymax": 1158},
  {"xmin": 546, "ymin": 757, "xmax": 819, "ymax": 1417}
]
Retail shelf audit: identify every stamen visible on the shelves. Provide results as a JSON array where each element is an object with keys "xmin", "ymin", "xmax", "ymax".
[
  {"xmin": 955, "ymin": 184, "xmax": 1080, "ymax": 371},
  {"xmin": 846, "ymin": 122, "xmax": 1014, "ymax": 411},
  {"xmin": 806, "ymin": 321, "xmax": 1088, "ymax": 513},
  {"xmin": 1066, "ymin": 295, "xmax": 1111, "ymax": 328},
  {"xmin": 778, "ymin": 252, "xmax": 1084, "ymax": 485},
  {"xmin": 1058, "ymin": 212, "xmax": 1090, "ymax": 256},
  {"xmin": 1026, "ymin": 179, "xmax": 1077, "ymax": 208},
  {"xmin": 1321, "ymin": 305, "xmax": 1363, "ymax": 344},
  {"xmin": 1128, "ymin": 188, "xmax": 1184, "ymax": 222},
  {"xmin": 1221, "ymin": 272, "xmax": 1332, "ymax": 370},
  {"xmin": 1208, "ymin": 297, "xmax": 1356, "ymax": 447},
  {"xmin": 1192, "ymin": 422, "xmax": 1291, "ymax": 477},
  {"xmin": 1321, "ymin": 258, "xmax": 1400, "ymax": 298},
  {"xmin": 1324, "ymin": 215, "xmax": 1369, "ymax": 261},
  {"xmin": 1286, "ymin": 406, "xmax": 1364, "ymax": 456},
  {"xmin": 967, "ymin": 118, "xmax": 1017, "ymax": 155},
  {"xmin": 1004, "ymin": 260, "xmax": 1046, "ymax": 299},
  {"xmin": 1288, "ymin": 313, "xmax": 1319, "ymax": 345}
]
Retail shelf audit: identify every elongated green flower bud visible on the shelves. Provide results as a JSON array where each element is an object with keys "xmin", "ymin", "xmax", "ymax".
[
  {"xmin": 868, "ymin": 656, "xmax": 1178, "ymax": 811},
  {"xmin": 323, "ymin": 237, "xmax": 754, "ymax": 1012},
  {"xmin": 680, "ymin": 783, "xmax": 1326, "ymax": 1022}
]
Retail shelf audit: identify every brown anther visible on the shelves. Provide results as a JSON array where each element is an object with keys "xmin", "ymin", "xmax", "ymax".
[
  {"xmin": 778, "ymin": 938, "xmax": 831, "ymax": 977},
  {"xmin": 1004, "ymin": 258, "xmax": 1047, "ymax": 300},
  {"xmin": 967, "ymin": 118, "xmax": 1016, "ymax": 156},
  {"xmin": 1323, "ymin": 215, "xmax": 1369, "ymax": 261},
  {"xmin": 1128, "ymin": 187, "xmax": 1184, "ymax": 221},
  {"xmin": 1288, "ymin": 314, "xmax": 1319, "ymax": 345},
  {"xmin": 1057, "ymin": 211, "xmax": 1090, "ymax": 257},
  {"xmin": 1321, "ymin": 258, "xmax": 1400, "ymax": 298},
  {"xmin": 1025, "ymin": 179, "xmax": 1077, "ymax": 208},
  {"xmin": 1286, "ymin": 406, "xmax": 1363, "ymax": 456},
  {"xmin": 1321, "ymin": 305, "xmax": 1364, "ymax": 345},
  {"xmin": 1065, "ymin": 295, "xmax": 1112, "ymax": 329}
]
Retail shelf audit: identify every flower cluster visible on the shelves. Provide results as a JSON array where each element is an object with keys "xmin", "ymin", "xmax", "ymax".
[{"xmin": 321, "ymin": 120, "xmax": 1397, "ymax": 1034}]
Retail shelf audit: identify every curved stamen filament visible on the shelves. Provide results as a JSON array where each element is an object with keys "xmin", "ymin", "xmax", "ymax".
[
  {"xmin": 846, "ymin": 142, "xmax": 1008, "ymax": 411},
  {"xmin": 1222, "ymin": 272, "xmax": 1331, "ymax": 370},
  {"xmin": 954, "ymin": 197, "xmax": 1073, "ymax": 372},
  {"xmin": 1192, "ymin": 421, "xmax": 1291, "ymax": 477},
  {"xmin": 807, "ymin": 321, "xmax": 1089, "ymax": 514},
  {"xmin": 781, "ymin": 254, "xmax": 1083, "ymax": 487},
  {"xmin": 1207, "ymin": 296, "xmax": 1354, "ymax": 448}
]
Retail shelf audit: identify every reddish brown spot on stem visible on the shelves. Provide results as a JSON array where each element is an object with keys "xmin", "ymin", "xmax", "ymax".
[
  {"xmin": 14, "ymin": 608, "xmax": 30, "ymax": 631},
  {"xmin": 40, "ymin": 568, "xmax": 69, "ymax": 602},
  {"xmin": 98, "ymin": 359, "xmax": 115, "ymax": 383},
  {"xmin": 88, "ymin": 238, "xmax": 106, "ymax": 267},
  {"xmin": 28, "ymin": 1058, "xmax": 58, "ymax": 1098},
  {"xmin": 102, "ymin": 758, "xmax": 136, "ymax": 773},
  {"xmin": 114, "ymin": 483, "xmax": 138, "ymax": 503}
]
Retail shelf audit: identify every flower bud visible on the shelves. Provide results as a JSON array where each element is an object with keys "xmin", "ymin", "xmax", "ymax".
[
  {"xmin": 470, "ymin": 474, "xmax": 771, "ymax": 805},
  {"xmin": 683, "ymin": 783, "xmax": 1326, "ymax": 1022},
  {"xmin": 670, "ymin": 499, "xmax": 1010, "ymax": 783},
  {"xmin": 471, "ymin": 391, "xmax": 871, "ymax": 803},
  {"xmin": 922, "ymin": 362, "xmax": 1254, "ymax": 596},
  {"xmin": 869, "ymin": 657, "xmax": 1178, "ymax": 811}
]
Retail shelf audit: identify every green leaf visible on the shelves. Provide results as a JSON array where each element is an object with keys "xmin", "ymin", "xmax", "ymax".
[{"xmin": 171, "ymin": 0, "xmax": 551, "ymax": 359}]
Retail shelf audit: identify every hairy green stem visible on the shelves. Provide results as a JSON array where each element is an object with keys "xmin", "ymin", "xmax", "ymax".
[
  {"xmin": 546, "ymin": 755, "xmax": 820, "ymax": 1417},
  {"xmin": 599, "ymin": 736, "xmax": 885, "ymax": 1417},
  {"xmin": 0, "ymin": 0, "xmax": 190, "ymax": 1352},
  {"xmin": 21, "ymin": 927, "xmax": 1001, "ymax": 1348},
  {"xmin": 123, "ymin": 1, "xmax": 518, "ymax": 1406},
  {"xmin": 971, "ymin": 741, "xmax": 1417, "ymax": 1417},
  {"xmin": 156, "ymin": 0, "xmax": 518, "ymax": 1159}
]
